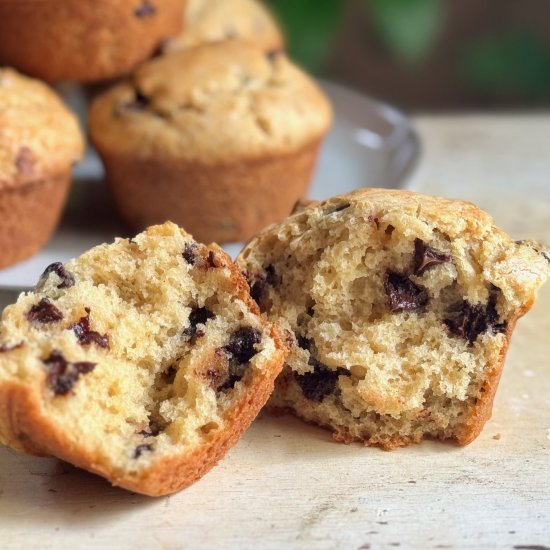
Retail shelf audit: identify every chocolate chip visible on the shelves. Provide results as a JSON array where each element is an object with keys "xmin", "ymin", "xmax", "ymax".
[
  {"xmin": 444, "ymin": 288, "xmax": 506, "ymax": 344},
  {"xmin": 139, "ymin": 420, "xmax": 161, "ymax": 438},
  {"xmin": 38, "ymin": 262, "xmax": 75, "ymax": 289},
  {"xmin": 42, "ymin": 350, "xmax": 95, "ymax": 396},
  {"xmin": 116, "ymin": 90, "xmax": 150, "ymax": 114},
  {"xmin": 133, "ymin": 444, "xmax": 153, "ymax": 458},
  {"xmin": 385, "ymin": 225, "xmax": 395, "ymax": 236},
  {"xmin": 248, "ymin": 265, "xmax": 278, "ymax": 304},
  {"xmin": 295, "ymin": 365, "xmax": 344, "ymax": 402},
  {"xmin": 413, "ymin": 238, "xmax": 452, "ymax": 276},
  {"xmin": 134, "ymin": 1, "xmax": 156, "ymax": 17},
  {"xmin": 0, "ymin": 341, "xmax": 24, "ymax": 353},
  {"xmin": 184, "ymin": 307, "xmax": 214, "ymax": 338},
  {"xmin": 27, "ymin": 298, "xmax": 63, "ymax": 324},
  {"xmin": 297, "ymin": 335, "xmax": 312, "ymax": 350},
  {"xmin": 15, "ymin": 146, "xmax": 36, "ymax": 175},
  {"xmin": 182, "ymin": 242, "xmax": 198, "ymax": 265},
  {"xmin": 70, "ymin": 308, "xmax": 109, "ymax": 348},
  {"xmin": 266, "ymin": 49, "xmax": 282, "ymax": 62},
  {"xmin": 383, "ymin": 272, "xmax": 429, "ymax": 312},
  {"xmin": 222, "ymin": 327, "xmax": 261, "ymax": 364}
]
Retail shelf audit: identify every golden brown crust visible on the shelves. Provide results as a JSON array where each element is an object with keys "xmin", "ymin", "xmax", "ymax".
[
  {"xmin": 0, "ymin": 172, "xmax": 71, "ymax": 268},
  {"xmin": 89, "ymin": 41, "xmax": 332, "ymax": 162},
  {"xmin": 99, "ymin": 140, "xmax": 321, "ymax": 243},
  {"xmin": 0, "ymin": 0, "xmax": 186, "ymax": 83}
]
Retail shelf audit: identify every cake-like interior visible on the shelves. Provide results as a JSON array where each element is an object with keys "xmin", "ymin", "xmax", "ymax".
[
  {"xmin": 0, "ymin": 222, "xmax": 281, "ymax": 483},
  {"xmin": 237, "ymin": 190, "xmax": 549, "ymax": 448}
]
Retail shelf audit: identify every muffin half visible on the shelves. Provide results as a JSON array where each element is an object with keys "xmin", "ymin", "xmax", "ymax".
[
  {"xmin": 0, "ymin": 222, "xmax": 286, "ymax": 496},
  {"xmin": 237, "ymin": 189, "xmax": 550, "ymax": 449}
]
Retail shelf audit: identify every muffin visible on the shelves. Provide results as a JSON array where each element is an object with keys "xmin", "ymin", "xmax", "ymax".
[
  {"xmin": 0, "ymin": 0, "xmax": 186, "ymax": 83},
  {"xmin": 0, "ymin": 222, "xmax": 286, "ymax": 496},
  {"xmin": 89, "ymin": 40, "xmax": 332, "ymax": 243},
  {"xmin": 236, "ymin": 189, "xmax": 550, "ymax": 449},
  {"xmin": 0, "ymin": 68, "xmax": 84, "ymax": 269},
  {"xmin": 163, "ymin": 0, "xmax": 284, "ymax": 53}
]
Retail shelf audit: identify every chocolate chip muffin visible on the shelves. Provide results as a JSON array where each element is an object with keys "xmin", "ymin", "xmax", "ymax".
[
  {"xmin": 237, "ymin": 189, "xmax": 550, "ymax": 449},
  {"xmin": 0, "ymin": 0, "xmax": 186, "ymax": 83},
  {"xmin": 89, "ymin": 40, "xmax": 332, "ymax": 243},
  {"xmin": 0, "ymin": 222, "xmax": 286, "ymax": 496},
  {"xmin": 0, "ymin": 68, "xmax": 84, "ymax": 269},
  {"xmin": 164, "ymin": 0, "xmax": 284, "ymax": 53}
]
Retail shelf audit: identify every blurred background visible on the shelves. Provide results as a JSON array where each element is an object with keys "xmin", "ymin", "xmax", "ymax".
[{"xmin": 267, "ymin": 0, "xmax": 550, "ymax": 110}]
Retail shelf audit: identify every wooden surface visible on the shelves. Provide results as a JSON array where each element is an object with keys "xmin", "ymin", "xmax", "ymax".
[{"xmin": 1, "ymin": 115, "xmax": 550, "ymax": 549}]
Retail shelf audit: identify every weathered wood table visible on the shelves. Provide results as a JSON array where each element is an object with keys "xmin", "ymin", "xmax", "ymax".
[{"xmin": 1, "ymin": 115, "xmax": 549, "ymax": 549}]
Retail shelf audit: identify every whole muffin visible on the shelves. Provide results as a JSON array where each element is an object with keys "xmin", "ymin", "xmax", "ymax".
[
  {"xmin": 0, "ymin": 69, "xmax": 84, "ymax": 268},
  {"xmin": 0, "ymin": 0, "xmax": 186, "ymax": 83},
  {"xmin": 89, "ymin": 40, "xmax": 332, "ymax": 243},
  {"xmin": 163, "ymin": 0, "xmax": 284, "ymax": 53}
]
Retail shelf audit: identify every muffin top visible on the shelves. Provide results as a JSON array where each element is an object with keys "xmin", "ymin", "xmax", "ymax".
[
  {"xmin": 0, "ymin": 68, "xmax": 84, "ymax": 188},
  {"xmin": 89, "ymin": 40, "xmax": 332, "ymax": 163},
  {"xmin": 164, "ymin": 0, "xmax": 284, "ymax": 53}
]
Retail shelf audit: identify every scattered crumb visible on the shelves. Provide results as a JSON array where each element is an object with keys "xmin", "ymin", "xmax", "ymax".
[
  {"xmin": 357, "ymin": 545, "xmax": 370, "ymax": 550},
  {"xmin": 350, "ymin": 507, "xmax": 358, "ymax": 513},
  {"xmin": 407, "ymin": 480, "xmax": 417, "ymax": 484},
  {"xmin": 493, "ymin": 433, "xmax": 502, "ymax": 440},
  {"xmin": 523, "ymin": 369, "xmax": 535, "ymax": 378}
]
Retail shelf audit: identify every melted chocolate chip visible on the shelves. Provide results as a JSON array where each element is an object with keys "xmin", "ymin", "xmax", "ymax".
[
  {"xmin": 182, "ymin": 242, "xmax": 198, "ymax": 265},
  {"xmin": 214, "ymin": 328, "xmax": 262, "ymax": 390},
  {"xmin": 184, "ymin": 307, "xmax": 214, "ymax": 338},
  {"xmin": 42, "ymin": 350, "xmax": 96, "ymax": 396},
  {"xmin": 222, "ymin": 327, "xmax": 261, "ymax": 364},
  {"xmin": 413, "ymin": 239, "xmax": 452, "ymax": 276},
  {"xmin": 248, "ymin": 265, "xmax": 278, "ymax": 304},
  {"xmin": 133, "ymin": 444, "xmax": 153, "ymax": 459},
  {"xmin": 27, "ymin": 298, "xmax": 63, "ymax": 324},
  {"xmin": 383, "ymin": 272, "xmax": 429, "ymax": 312},
  {"xmin": 0, "ymin": 341, "xmax": 24, "ymax": 353},
  {"xmin": 15, "ymin": 146, "xmax": 36, "ymax": 175},
  {"xmin": 295, "ymin": 365, "xmax": 343, "ymax": 402},
  {"xmin": 38, "ymin": 262, "xmax": 75, "ymax": 289},
  {"xmin": 297, "ymin": 335, "xmax": 312, "ymax": 350},
  {"xmin": 134, "ymin": 1, "xmax": 156, "ymax": 17},
  {"xmin": 385, "ymin": 224, "xmax": 395, "ymax": 236},
  {"xmin": 444, "ymin": 288, "xmax": 507, "ymax": 344},
  {"xmin": 70, "ymin": 308, "xmax": 109, "ymax": 348}
]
